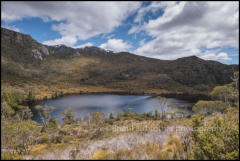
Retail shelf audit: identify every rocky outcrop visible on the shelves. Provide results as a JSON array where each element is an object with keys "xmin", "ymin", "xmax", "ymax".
[
  {"xmin": 31, "ymin": 46, "xmax": 49, "ymax": 60},
  {"xmin": 15, "ymin": 33, "xmax": 23, "ymax": 44},
  {"xmin": 78, "ymin": 46, "xmax": 113, "ymax": 55},
  {"xmin": 39, "ymin": 45, "xmax": 49, "ymax": 56},
  {"xmin": 49, "ymin": 44, "xmax": 74, "ymax": 52},
  {"xmin": 1, "ymin": 27, "xmax": 36, "ymax": 45},
  {"xmin": 31, "ymin": 49, "xmax": 43, "ymax": 60},
  {"xmin": 72, "ymin": 52, "xmax": 81, "ymax": 58}
]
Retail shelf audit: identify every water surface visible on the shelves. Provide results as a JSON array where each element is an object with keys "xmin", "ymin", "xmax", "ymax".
[{"xmin": 32, "ymin": 94, "xmax": 195, "ymax": 123}]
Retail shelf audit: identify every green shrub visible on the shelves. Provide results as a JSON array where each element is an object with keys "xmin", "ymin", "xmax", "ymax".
[
  {"xmin": 192, "ymin": 108, "xmax": 239, "ymax": 160},
  {"xmin": 39, "ymin": 135, "xmax": 50, "ymax": 144},
  {"xmin": 109, "ymin": 113, "xmax": 114, "ymax": 119},
  {"xmin": 90, "ymin": 149, "xmax": 111, "ymax": 160},
  {"xmin": 157, "ymin": 135, "xmax": 185, "ymax": 160},
  {"xmin": 51, "ymin": 135, "xmax": 63, "ymax": 144},
  {"xmin": 1, "ymin": 120, "xmax": 39, "ymax": 155},
  {"xmin": 1, "ymin": 101, "xmax": 15, "ymax": 118},
  {"xmin": 61, "ymin": 107, "xmax": 75, "ymax": 125},
  {"xmin": 90, "ymin": 130, "xmax": 104, "ymax": 140},
  {"xmin": 63, "ymin": 135, "xmax": 73, "ymax": 143},
  {"xmin": 48, "ymin": 117, "xmax": 58, "ymax": 129},
  {"xmin": 1, "ymin": 152, "xmax": 25, "ymax": 160},
  {"xmin": 159, "ymin": 120, "xmax": 169, "ymax": 131},
  {"xmin": 105, "ymin": 119, "xmax": 114, "ymax": 125},
  {"xmin": 58, "ymin": 129, "xmax": 69, "ymax": 136},
  {"xmin": 192, "ymin": 100, "xmax": 228, "ymax": 114}
]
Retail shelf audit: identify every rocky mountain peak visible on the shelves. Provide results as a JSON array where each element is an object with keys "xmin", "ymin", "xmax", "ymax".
[
  {"xmin": 2, "ymin": 27, "xmax": 49, "ymax": 61},
  {"xmin": 77, "ymin": 46, "xmax": 114, "ymax": 55},
  {"xmin": 1, "ymin": 27, "xmax": 36, "ymax": 45}
]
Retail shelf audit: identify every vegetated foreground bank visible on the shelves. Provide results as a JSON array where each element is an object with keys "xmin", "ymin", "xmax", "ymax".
[{"xmin": 1, "ymin": 72, "xmax": 239, "ymax": 160}]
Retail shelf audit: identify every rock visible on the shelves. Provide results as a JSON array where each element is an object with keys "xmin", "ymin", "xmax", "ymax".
[
  {"xmin": 16, "ymin": 33, "xmax": 23, "ymax": 44},
  {"xmin": 158, "ymin": 74, "xmax": 172, "ymax": 82},
  {"xmin": 78, "ymin": 46, "xmax": 113, "ymax": 55},
  {"xmin": 32, "ymin": 49, "xmax": 43, "ymax": 60},
  {"xmin": 31, "ymin": 46, "xmax": 49, "ymax": 60},
  {"xmin": 72, "ymin": 52, "xmax": 80, "ymax": 58},
  {"xmin": 39, "ymin": 45, "xmax": 49, "ymax": 55}
]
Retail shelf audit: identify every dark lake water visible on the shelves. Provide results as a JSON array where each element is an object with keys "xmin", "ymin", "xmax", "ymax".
[{"xmin": 32, "ymin": 94, "xmax": 195, "ymax": 123}]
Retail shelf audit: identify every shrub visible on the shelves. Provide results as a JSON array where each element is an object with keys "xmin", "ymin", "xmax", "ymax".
[
  {"xmin": 90, "ymin": 150, "xmax": 110, "ymax": 160},
  {"xmin": 192, "ymin": 100, "xmax": 228, "ymax": 114},
  {"xmin": 211, "ymin": 85, "xmax": 233, "ymax": 104},
  {"xmin": 1, "ymin": 101, "xmax": 15, "ymax": 118},
  {"xmin": 105, "ymin": 119, "xmax": 114, "ymax": 125},
  {"xmin": 109, "ymin": 112, "xmax": 114, "ymax": 119},
  {"xmin": 159, "ymin": 120, "xmax": 169, "ymax": 131},
  {"xmin": 157, "ymin": 135, "xmax": 185, "ymax": 160},
  {"xmin": 51, "ymin": 135, "xmax": 63, "ymax": 144},
  {"xmin": 90, "ymin": 129, "xmax": 104, "ymax": 140},
  {"xmin": 39, "ymin": 135, "xmax": 50, "ymax": 144},
  {"xmin": 48, "ymin": 117, "xmax": 58, "ymax": 129},
  {"xmin": 1, "ymin": 120, "xmax": 39, "ymax": 155},
  {"xmin": 1, "ymin": 152, "xmax": 25, "ymax": 160},
  {"xmin": 63, "ymin": 135, "xmax": 73, "ymax": 143},
  {"xmin": 192, "ymin": 108, "xmax": 239, "ymax": 160},
  {"xmin": 58, "ymin": 129, "xmax": 69, "ymax": 136},
  {"xmin": 61, "ymin": 107, "xmax": 75, "ymax": 125}
]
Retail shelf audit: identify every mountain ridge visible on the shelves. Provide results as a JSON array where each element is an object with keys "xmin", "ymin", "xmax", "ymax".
[
  {"xmin": 1, "ymin": 27, "xmax": 238, "ymax": 97},
  {"xmin": 2, "ymin": 27, "xmax": 236, "ymax": 65}
]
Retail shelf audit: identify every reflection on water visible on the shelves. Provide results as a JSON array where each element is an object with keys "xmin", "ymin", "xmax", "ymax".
[{"xmin": 32, "ymin": 94, "xmax": 195, "ymax": 123}]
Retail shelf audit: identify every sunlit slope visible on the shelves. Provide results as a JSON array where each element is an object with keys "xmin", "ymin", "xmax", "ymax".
[{"xmin": 1, "ymin": 27, "xmax": 238, "ymax": 96}]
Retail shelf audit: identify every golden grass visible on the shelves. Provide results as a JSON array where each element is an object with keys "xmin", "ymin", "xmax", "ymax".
[
  {"xmin": 89, "ymin": 149, "xmax": 111, "ymax": 160},
  {"xmin": 2, "ymin": 81, "xmax": 127, "ymax": 100},
  {"xmin": 30, "ymin": 144, "xmax": 48, "ymax": 156},
  {"xmin": 3, "ymin": 80, "xmax": 172, "ymax": 100}
]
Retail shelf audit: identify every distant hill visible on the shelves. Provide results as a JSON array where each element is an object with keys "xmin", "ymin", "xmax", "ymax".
[{"xmin": 1, "ymin": 27, "xmax": 238, "ymax": 96}]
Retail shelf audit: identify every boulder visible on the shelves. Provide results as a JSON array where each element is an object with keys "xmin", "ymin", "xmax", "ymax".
[
  {"xmin": 32, "ymin": 49, "xmax": 43, "ymax": 60},
  {"xmin": 39, "ymin": 45, "xmax": 49, "ymax": 55}
]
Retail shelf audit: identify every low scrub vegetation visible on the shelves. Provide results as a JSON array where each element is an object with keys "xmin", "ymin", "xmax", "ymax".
[{"xmin": 1, "ymin": 72, "xmax": 239, "ymax": 160}]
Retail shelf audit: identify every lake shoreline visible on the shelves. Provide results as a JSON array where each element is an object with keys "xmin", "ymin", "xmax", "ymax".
[
  {"xmin": 30, "ymin": 93, "xmax": 195, "ymax": 124},
  {"xmin": 24, "ymin": 90, "xmax": 209, "ymax": 107},
  {"xmin": 40, "ymin": 91, "xmax": 210, "ymax": 102}
]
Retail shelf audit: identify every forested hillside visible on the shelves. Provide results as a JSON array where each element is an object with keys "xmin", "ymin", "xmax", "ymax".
[{"xmin": 1, "ymin": 28, "xmax": 238, "ymax": 99}]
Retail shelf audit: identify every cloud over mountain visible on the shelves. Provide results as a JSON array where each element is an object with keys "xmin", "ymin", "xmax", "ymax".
[
  {"xmin": 99, "ymin": 39, "xmax": 132, "ymax": 52},
  {"xmin": 132, "ymin": 2, "xmax": 239, "ymax": 60},
  {"xmin": 2, "ymin": 1, "xmax": 238, "ymax": 63},
  {"xmin": 2, "ymin": 1, "xmax": 140, "ymax": 45}
]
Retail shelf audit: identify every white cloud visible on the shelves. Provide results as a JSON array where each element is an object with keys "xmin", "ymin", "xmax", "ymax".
[
  {"xmin": 101, "ymin": 33, "xmax": 115, "ymax": 39},
  {"xmin": 99, "ymin": 39, "xmax": 132, "ymax": 52},
  {"xmin": 2, "ymin": 1, "xmax": 141, "ymax": 46},
  {"xmin": 129, "ymin": 1, "xmax": 178, "ymax": 34},
  {"xmin": 200, "ymin": 52, "xmax": 231, "ymax": 61},
  {"xmin": 42, "ymin": 36, "xmax": 77, "ymax": 47},
  {"xmin": 133, "ymin": 1, "xmax": 178, "ymax": 24},
  {"xmin": 133, "ymin": 2, "xmax": 239, "ymax": 60},
  {"xmin": 73, "ymin": 42, "xmax": 93, "ymax": 49},
  {"xmin": 139, "ymin": 39, "xmax": 146, "ymax": 46},
  {"xmin": 2, "ymin": 24, "xmax": 20, "ymax": 32},
  {"xmin": 2, "ymin": 1, "xmax": 238, "ymax": 61},
  {"xmin": 128, "ymin": 25, "xmax": 142, "ymax": 35}
]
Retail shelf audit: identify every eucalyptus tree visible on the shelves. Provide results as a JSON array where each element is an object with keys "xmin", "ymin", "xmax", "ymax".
[
  {"xmin": 35, "ymin": 104, "xmax": 56, "ymax": 128},
  {"xmin": 61, "ymin": 107, "xmax": 75, "ymax": 124}
]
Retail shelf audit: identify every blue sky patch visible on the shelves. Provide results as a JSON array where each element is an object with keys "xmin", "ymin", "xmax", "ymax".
[{"xmin": 1, "ymin": 1, "xmax": 239, "ymax": 64}]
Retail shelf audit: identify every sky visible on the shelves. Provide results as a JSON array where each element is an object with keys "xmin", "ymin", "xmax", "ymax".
[{"xmin": 1, "ymin": 1, "xmax": 239, "ymax": 64}]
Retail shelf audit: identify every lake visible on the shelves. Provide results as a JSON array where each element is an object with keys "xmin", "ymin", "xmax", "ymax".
[{"xmin": 32, "ymin": 94, "xmax": 196, "ymax": 123}]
